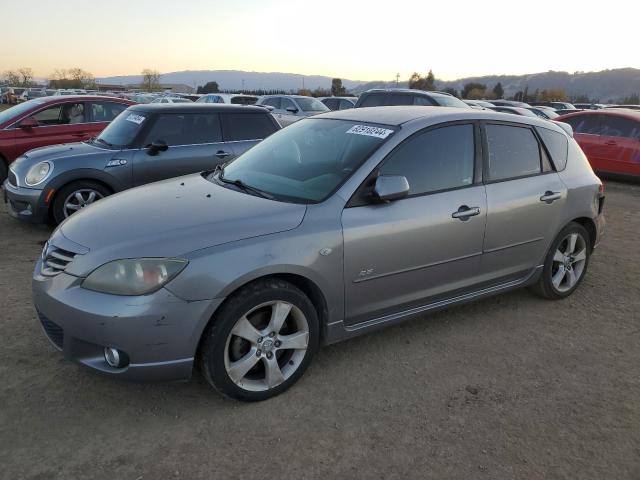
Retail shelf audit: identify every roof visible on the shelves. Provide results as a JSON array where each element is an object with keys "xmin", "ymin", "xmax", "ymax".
[
  {"xmin": 129, "ymin": 103, "xmax": 269, "ymax": 114},
  {"xmin": 30, "ymin": 95, "xmax": 132, "ymax": 104},
  {"xmin": 361, "ymin": 88, "xmax": 453, "ymax": 99},
  {"xmin": 315, "ymin": 106, "xmax": 564, "ymax": 130},
  {"xmin": 557, "ymin": 108, "xmax": 640, "ymax": 121}
]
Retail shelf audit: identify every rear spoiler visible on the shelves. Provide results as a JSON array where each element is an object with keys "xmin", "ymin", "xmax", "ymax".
[{"xmin": 551, "ymin": 120, "xmax": 574, "ymax": 138}]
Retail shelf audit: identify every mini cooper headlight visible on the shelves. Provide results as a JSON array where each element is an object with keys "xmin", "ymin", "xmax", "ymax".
[
  {"xmin": 25, "ymin": 161, "xmax": 52, "ymax": 186},
  {"xmin": 82, "ymin": 258, "xmax": 188, "ymax": 296}
]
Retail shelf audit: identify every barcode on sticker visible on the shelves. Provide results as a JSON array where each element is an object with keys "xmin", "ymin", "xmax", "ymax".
[
  {"xmin": 125, "ymin": 114, "xmax": 145, "ymax": 125},
  {"xmin": 346, "ymin": 125, "xmax": 393, "ymax": 139}
]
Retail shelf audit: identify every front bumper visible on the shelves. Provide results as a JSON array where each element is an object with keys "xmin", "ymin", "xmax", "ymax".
[
  {"xmin": 32, "ymin": 262, "xmax": 224, "ymax": 381},
  {"xmin": 3, "ymin": 179, "xmax": 48, "ymax": 223}
]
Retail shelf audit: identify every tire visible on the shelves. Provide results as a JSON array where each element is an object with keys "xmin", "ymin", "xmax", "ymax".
[
  {"xmin": 199, "ymin": 278, "xmax": 320, "ymax": 402},
  {"xmin": 0, "ymin": 157, "xmax": 7, "ymax": 185},
  {"xmin": 52, "ymin": 180, "xmax": 111, "ymax": 225},
  {"xmin": 530, "ymin": 222, "xmax": 591, "ymax": 300}
]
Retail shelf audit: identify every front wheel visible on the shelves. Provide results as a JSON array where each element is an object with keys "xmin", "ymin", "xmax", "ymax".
[
  {"xmin": 531, "ymin": 222, "xmax": 591, "ymax": 300},
  {"xmin": 52, "ymin": 181, "xmax": 111, "ymax": 225},
  {"xmin": 199, "ymin": 279, "xmax": 319, "ymax": 401}
]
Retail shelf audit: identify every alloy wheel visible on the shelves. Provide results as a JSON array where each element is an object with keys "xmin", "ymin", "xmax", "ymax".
[
  {"xmin": 63, "ymin": 189, "xmax": 104, "ymax": 218},
  {"xmin": 224, "ymin": 300, "xmax": 309, "ymax": 392},
  {"xmin": 551, "ymin": 232, "xmax": 588, "ymax": 292}
]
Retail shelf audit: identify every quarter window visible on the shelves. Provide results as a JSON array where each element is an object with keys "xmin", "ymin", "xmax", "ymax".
[
  {"xmin": 485, "ymin": 124, "xmax": 542, "ymax": 181},
  {"xmin": 380, "ymin": 124, "xmax": 475, "ymax": 195},
  {"xmin": 537, "ymin": 127, "xmax": 568, "ymax": 171},
  {"xmin": 221, "ymin": 113, "xmax": 277, "ymax": 141}
]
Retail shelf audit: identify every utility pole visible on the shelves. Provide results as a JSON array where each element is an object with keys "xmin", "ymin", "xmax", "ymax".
[
  {"xmin": 395, "ymin": 73, "xmax": 400, "ymax": 86},
  {"xmin": 302, "ymin": 76, "xmax": 305, "ymax": 91}
]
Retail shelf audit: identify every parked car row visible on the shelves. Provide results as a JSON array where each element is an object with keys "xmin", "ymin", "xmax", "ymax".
[{"xmin": 8, "ymin": 102, "xmax": 603, "ymax": 402}]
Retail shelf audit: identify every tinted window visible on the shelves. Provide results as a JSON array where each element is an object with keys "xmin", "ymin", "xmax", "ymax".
[
  {"xmin": 388, "ymin": 94, "xmax": 413, "ymax": 106},
  {"xmin": 281, "ymin": 98, "xmax": 297, "ymax": 111},
  {"xmin": 323, "ymin": 98, "xmax": 339, "ymax": 110},
  {"xmin": 222, "ymin": 113, "xmax": 277, "ymax": 141},
  {"xmin": 563, "ymin": 114, "xmax": 602, "ymax": 135},
  {"xmin": 537, "ymin": 127, "xmax": 568, "ymax": 170},
  {"xmin": 600, "ymin": 116, "xmax": 638, "ymax": 138},
  {"xmin": 295, "ymin": 97, "xmax": 329, "ymax": 112},
  {"xmin": 144, "ymin": 113, "xmax": 222, "ymax": 146},
  {"xmin": 433, "ymin": 95, "xmax": 469, "ymax": 108},
  {"xmin": 33, "ymin": 102, "xmax": 85, "ymax": 125},
  {"xmin": 230, "ymin": 96, "xmax": 258, "ymax": 105},
  {"xmin": 262, "ymin": 97, "xmax": 281, "ymax": 109},
  {"xmin": 339, "ymin": 99, "xmax": 355, "ymax": 110},
  {"xmin": 413, "ymin": 96, "xmax": 434, "ymax": 106},
  {"xmin": 380, "ymin": 124, "xmax": 475, "ymax": 195},
  {"xmin": 485, "ymin": 124, "xmax": 542, "ymax": 181},
  {"xmin": 359, "ymin": 93, "xmax": 386, "ymax": 107},
  {"xmin": 90, "ymin": 102, "xmax": 128, "ymax": 122}
]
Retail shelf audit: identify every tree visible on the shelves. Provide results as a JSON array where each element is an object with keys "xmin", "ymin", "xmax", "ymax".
[
  {"xmin": 538, "ymin": 88, "xmax": 567, "ymax": 101},
  {"xmin": 141, "ymin": 69, "xmax": 161, "ymax": 91},
  {"xmin": 196, "ymin": 81, "xmax": 220, "ymax": 94},
  {"xmin": 17, "ymin": 68, "xmax": 34, "ymax": 86},
  {"xmin": 462, "ymin": 82, "xmax": 486, "ymax": 99},
  {"xmin": 2, "ymin": 70, "xmax": 21, "ymax": 86},
  {"xmin": 408, "ymin": 70, "xmax": 435, "ymax": 91},
  {"xmin": 48, "ymin": 68, "xmax": 96, "ymax": 89},
  {"xmin": 492, "ymin": 82, "xmax": 504, "ymax": 99},
  {"xmin": 331, "ymin": 78, "xmax": 346, "ymax": 96}
]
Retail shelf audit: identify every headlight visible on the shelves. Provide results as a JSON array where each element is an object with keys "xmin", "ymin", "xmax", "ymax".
[
  {"xmin": 82, "ymin": 258, "xmax": 188, "ymax": 296},
  {"xmin": 25, "ymin": 161, "xmax": 52, "ymax": 186}
]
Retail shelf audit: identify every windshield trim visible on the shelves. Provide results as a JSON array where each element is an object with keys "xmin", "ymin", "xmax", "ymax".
[{"xmin": 214, "ymin": 117, "xmax": 399, "ymax": 205}]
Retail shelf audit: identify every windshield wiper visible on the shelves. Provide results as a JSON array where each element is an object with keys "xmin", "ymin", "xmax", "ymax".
[
  {"xmin": 217, "ymin": 169, "xmax": 274, "ymax": 200},
  {"xmin": 94, "ymin": 137, "xmax": 114, "ymax": 148}
]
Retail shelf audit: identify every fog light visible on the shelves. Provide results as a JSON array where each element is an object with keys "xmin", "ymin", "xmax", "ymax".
[{"xmin": 104, "ymin": 347, "xmax": 124, "ymax": 368}]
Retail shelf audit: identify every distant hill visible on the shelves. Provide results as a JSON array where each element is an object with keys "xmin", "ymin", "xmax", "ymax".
[
  {"xmin": 97, "ymin": 68, "xmax": 640, "ymax": 101},
  {"xmin": 97, "ymin": 70, "xmax": 364, "ymax": 92}
]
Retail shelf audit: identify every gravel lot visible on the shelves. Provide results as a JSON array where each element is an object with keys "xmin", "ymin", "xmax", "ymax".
[{"xmin": 1, "ymin": 180, "xmax": 639, "ymax": 480}]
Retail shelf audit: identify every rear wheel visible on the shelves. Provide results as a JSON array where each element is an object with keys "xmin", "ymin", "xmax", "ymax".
[
  {"xmin": 199, "ymin": 278, "xmax": 319, "ymax": 401},
  {"xmin": 52, "ymin": 180, "xmax": 111, "ymax": 225},
  {"xmin": 531, "ymin": 222, "xmax": 591, "ymax": 299}
]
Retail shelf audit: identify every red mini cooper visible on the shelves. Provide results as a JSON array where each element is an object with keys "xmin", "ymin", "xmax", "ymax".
[{"xmin": 0, "ymin": 95, "xmax": 134, "ymax": 183}]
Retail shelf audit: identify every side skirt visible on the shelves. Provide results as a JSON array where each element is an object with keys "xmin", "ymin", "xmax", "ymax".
[{"xmin": 323, "ymin": 265, "xmax": 543, "ymax": 345}]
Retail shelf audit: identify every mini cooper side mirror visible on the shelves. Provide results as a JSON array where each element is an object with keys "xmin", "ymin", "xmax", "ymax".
[
  {"xmin": 373, "ymin": 175, "xmax": 410, "ymax": 203},
  {"xmin": 147, "ymin": 140, "xmax": 169, "ymax": 156}
]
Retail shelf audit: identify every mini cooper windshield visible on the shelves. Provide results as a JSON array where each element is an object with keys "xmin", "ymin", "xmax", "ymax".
[
  {"xmin": 218, "ymin": 119, "xmax": 395, "ymax": 203},
  {"xmin": 93, "ymin": 110, "xmax": 146, "ymax": 148}
]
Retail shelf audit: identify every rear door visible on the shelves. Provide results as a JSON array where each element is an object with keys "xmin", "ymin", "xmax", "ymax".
[
  {"xmin": 131, "ymin": 112, "xmax": 225, "ymax": 185},
  {"xmin": 561, "ymin": 114, "xmax": 604, "ymax": 169},
  {"xmin": 12, "ymin": 101, "xmax": 90, "ymax": 156},
  {"xmin": 481, "ymin": 122, "xmax": 567, "ymax": 283},
  {"xmin": 220, "ymin": 112, "xmax": 279, "ymax": 158},
  {"xmin": 597, "ymin": 115, "xmax": 640, "ymax": 175},
  {"xmin": 342, "ymin": 123, "xmax": 486, "ymax": 325}
]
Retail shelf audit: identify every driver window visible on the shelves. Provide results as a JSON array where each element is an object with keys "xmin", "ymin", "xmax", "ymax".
[{"xmin": 281, "ymin": 98, "xmax": 296, "ymax": 112}]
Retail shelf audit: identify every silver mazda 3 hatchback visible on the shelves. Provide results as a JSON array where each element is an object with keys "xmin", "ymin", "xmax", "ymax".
[{"xmin": 33, "ymin": 107, "xmax": 605, "ymax": 401}]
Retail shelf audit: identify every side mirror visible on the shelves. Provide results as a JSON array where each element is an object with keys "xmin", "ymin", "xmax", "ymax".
[
  {"xmin": 373, "ymin": 175, "xmax": 410, "ymax": 203},
  {"xmin": 147, "ymin": 140, "xmax": 168, "ymax": 156},
  {"xmin": 18, "ymin": 116, "xmax": 39, "ymax": 128},
  {"xmin": 286, "ymin": 107, "xmax": 299, "ymax": 114}
]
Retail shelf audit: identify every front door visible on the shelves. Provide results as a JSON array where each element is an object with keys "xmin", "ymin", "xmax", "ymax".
[
  {"xmin": 481, "ymin": 123, "xmax": 567, "ymax": 283},
  {"xmin": 342, "ymin": 123, "xmax": 486, "ymax": 325},
  {"xmin": 132, "ymin": 112, "xmax": 226, "ymax": 185}
]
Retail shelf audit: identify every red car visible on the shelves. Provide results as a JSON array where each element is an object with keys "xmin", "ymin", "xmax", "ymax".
[
  {"xmin": 557, "ymin": 109, "xmax": 640, "ymax": 178},
  {"xmin": 0, "ymin": 96, "xmax": 134, "ymax": 183}
]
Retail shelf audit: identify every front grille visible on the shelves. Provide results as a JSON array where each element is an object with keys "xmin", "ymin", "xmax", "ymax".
[
  {"xmin": 8, "ymin": 170, "xmax": 17, "ymax": 187},
  {"xmin": 41, "ymin": 244, "xmax": 77, "ymax": 277},
  {"xmin": 38, "ymin": 311, "xmax": 64, "ymax": 350}
]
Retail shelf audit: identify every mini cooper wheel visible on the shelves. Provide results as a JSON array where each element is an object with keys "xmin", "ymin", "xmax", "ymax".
[
  {"xmin": 52, "ymin": 181, "xmax": 111, "ymax": 224},
  {"xmin": 199, "ymin": 279, "xmax": 319, "ymax": 401},
  {"xmin": 531, "ymin": 222, "xmax": 591, "ymax": 300}
]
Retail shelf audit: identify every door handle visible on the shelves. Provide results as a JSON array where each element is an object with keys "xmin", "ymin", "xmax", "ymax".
[
  {"xmin": 540, "ymin": 191, "xmax": 562, "ymax": 203},
  {"xmin": 215, "ymin": 150, "xmax": 231, "ymax": 159},
  {"xmin": 451, "ymin": 205, "xmax": 480, "ymax": 220}
]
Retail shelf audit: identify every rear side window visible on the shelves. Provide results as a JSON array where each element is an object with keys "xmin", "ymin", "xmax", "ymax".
[
  {"xmin": 380, "ymin": 124, "xmax": 475, "ymax": 195},
  {"xmin": 600, "ymin": 116, "xmax": 639, "ymax": 138},
  {"xmin": 323, "ymin": 98, "xmax": 339, "ymax": 110},
  {"xmin": 388, "ymin": 94, "xmax": 413, "ymax": 106},
  {"xmin": 562, "ymin": 114, "xmax": 602, "ymax": 135},
  {"xmin": 339, "ymin": 99, "xmax": 355, "ymax": 110},
  {"xmin": 537, "ymin": 127, "xmax": 568, "ymax": 171},
  {"xmin": 222, "ymin": 113, "xmax": 277, "ymax": 141},
  {"xmin": 359, "ymin": 93, "xmax": 386, "ymax": 107},
  {"xmin": 90, "ymin": 102, "xmax": 128, "ymax": 122},
  {"xmin": 485, "ymin": 124, "xmax": 542, "ymax": 181},
  {"xmin": 413, "ymin": 96, "xmax": 434, "ymax": 106},
  {"xmin": 144, "ymin": 113, "xmax": 222, "ymax": 146}
]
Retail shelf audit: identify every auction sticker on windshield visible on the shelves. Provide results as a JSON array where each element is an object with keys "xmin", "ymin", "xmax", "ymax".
[
  {"xmin": 125, "ymin": 113, "xmax": 145, "ymax": 125},
  {"xmin": 346, "ymin": 125, "xmax": 393, "ymax": 139}
]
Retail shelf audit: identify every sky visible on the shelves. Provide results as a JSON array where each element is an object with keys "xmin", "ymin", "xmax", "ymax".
[{"xmin": 2, "ymin": 0, "xmax": 639, "ymax": 82}]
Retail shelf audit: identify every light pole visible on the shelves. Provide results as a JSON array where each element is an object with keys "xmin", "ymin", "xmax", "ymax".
[{"xmin": 395, "ymin": 73, "xmax": 400, "ymax": 86}]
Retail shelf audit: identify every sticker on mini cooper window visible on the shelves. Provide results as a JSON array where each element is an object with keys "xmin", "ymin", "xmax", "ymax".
[
  {"xmin": 125, "ymin": 113, "xmax": 145, "ymax": 125},
  {"xmin": 346, "ymin": 125, "xmax": 393, "ymax": 139}
]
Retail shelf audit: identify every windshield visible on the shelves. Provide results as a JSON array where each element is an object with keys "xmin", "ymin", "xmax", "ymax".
[
  {"xmin": 295, "ymin": 97, "xmax": 330, "ymax": 112},
  {"xmin": 218, "ymin": 119, "xmax": 395, "ymax": 203},
  {"xmin": 435, "ymin": 95, "xmax": 469, "ymax": 108},
  {"xmin": 0, "ymin": 100, "xmax": 45, "ymax": 125},
  {"xmin": 94, "ymin": 109, "xmax": 145, "ymax": 148}
]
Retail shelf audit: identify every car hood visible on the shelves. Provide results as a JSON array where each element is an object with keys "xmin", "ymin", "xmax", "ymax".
[
  {"xmin": 22, "ymin": 141, "xmax": 110, "ymax": 161},
  {"xmin": 54, "ymin": 173, "xmax": 307, "ymax": 276}
]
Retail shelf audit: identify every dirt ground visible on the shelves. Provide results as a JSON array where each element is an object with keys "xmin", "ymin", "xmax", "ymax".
[{"xmin": 0, "ymin": 180, "xmax": 639, "ymax": 480}]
